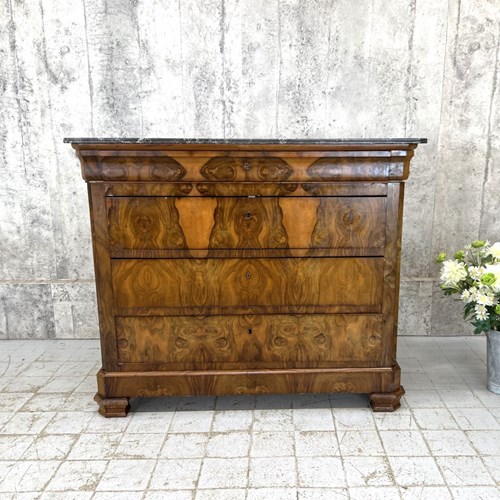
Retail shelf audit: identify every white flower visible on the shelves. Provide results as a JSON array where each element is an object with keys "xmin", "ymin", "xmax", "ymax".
[
  {"xmin": 487, "ymin": 242, "xmax": 500, "ymax": 261},
  {"xmin": 461, "ymin": 289, "xmax": 472, "ymax": 302},
  {"xmin": 485, "ymin": 264, "xmax": 500, "ymax": 293},
  {"xmin": 440, "ymin": 260, "xmax": 468, "ymax": 287},
  {"xmin": 475, "ymin": 304, "xmax": 488, "ymax": 321},
  {"xmin": 476, "ymin": 292, "xmax": 495, "ymax": 306},
  {"xmin": 469, "ymin": 266, "xmax": 485, "ymax": 281}
]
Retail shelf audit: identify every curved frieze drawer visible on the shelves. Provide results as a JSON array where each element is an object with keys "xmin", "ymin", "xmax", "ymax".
[{"xmin": 81, "ymin": 152, "xmax": 410, "ymax": 182}]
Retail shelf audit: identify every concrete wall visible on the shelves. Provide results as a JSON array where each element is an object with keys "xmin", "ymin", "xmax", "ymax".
[{"xmin": 0, "ymin": 0, "xmax": 498, "ymax": 339}]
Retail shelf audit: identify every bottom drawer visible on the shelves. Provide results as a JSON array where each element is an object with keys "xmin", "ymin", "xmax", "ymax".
[{"xmin": 115, "ymin": 314, "xmax": 387, "ymax": 369}]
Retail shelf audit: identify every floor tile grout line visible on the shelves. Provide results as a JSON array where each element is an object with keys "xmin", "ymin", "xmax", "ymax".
[
  {"xmin": 142, "ymin": 456, "xmax": 161, "ymax": 499},
  {"xmin": 462, "ymin": 429, "xmax": 499, "ymax": 486},
  {"xmin": 193, "ymin": 399, "xmax": 214, "ymax": 494},
  {"xmin": 331, "ymin": 404, "xmax": 354, "ymax": 500},
  {"xmin": 44, "ymin": 457, "xmax": 106, "ymax": 495},
  {"xmin": 290, "ymin": 400, "xmax": 299, "ymax": 496},
  {"xmin": 243, "ymin": 396, "xmax": 256, "ymax": 498},
  {"xmin": 369, "ymin": 409, "xmax": 401, "ymax": 498},
  {"xmin": 404, "ymin": 389, "xmax": 454, "ymax": 496}
]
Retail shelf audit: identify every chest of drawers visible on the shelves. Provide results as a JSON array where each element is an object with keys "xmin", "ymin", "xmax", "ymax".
[{"xmin": 66, "ymin": 138, "xmax": 425, "ymax": 416}]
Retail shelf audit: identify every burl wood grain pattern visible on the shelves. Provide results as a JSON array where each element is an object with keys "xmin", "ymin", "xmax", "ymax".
[
  {"xmin": 201, "ymin": 156, "xmax": 293, "ymax": 182},
  {"xmin": 111, "ymin": 258, "xmax": 384, "ymax": 311},
  {"xmin": 82, "ymin": 155, "xmax": 187, "ymax": 182},
  {"xmin": 209, "ymin": 197, "xmax": 289, "ymax": 251},
  {"xmin": 107, "ymin": 196, "xmax": 386, "ymax": 256},
  {"xmin": 308, "ymin": 197, "xmax": 386, "ymax": 252},
  {"xmin": 107, "ymin": 197, "xmax": 188, "ymax": 251},
  {"xmin": 69, "ymin": 139, "xmax": 423, "ymax": 416},
  {"xmin": 306, "ymin": 157, "xmax": 407, "ymax": 181},
  {"xmin": 116, "ymin": 314, "xmax": 386, "ymax": 368},
  {"xmin": 78, "ymin": 148, "xmax": 414, "ymax": 183}
]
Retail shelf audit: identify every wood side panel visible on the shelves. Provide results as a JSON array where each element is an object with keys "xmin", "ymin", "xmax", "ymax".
[
  {"xmin": 111, "ymin": 258, "xmax": 384, "ymax": 310},
  {"xmin": 115, "ymin": 314, "xmax": 385, "ymax": 368},
  {"xmin": 88, "ymin": 184, "xmax": 118, "ymax": 371},
  {"xmin": 107, "ymin": 197, "xmax": 386, "ymax": 253},
  {"xmin": 381, "ymin": 183, "xmax": 404, "ymax": 365}
]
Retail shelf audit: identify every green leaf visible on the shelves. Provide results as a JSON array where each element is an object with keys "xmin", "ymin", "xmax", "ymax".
[
  {"xmin": 463, "ymin": 303, "xmax": 475, "ymax": 320},
  {"xmin": 472, "ymin": 320, "xmax": 490, "ymax": 334}
]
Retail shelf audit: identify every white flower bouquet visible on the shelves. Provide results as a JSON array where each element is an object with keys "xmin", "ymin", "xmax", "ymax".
[{"xmin": 437, "ymin": 240, "xmax": 500, "ymax": 334}]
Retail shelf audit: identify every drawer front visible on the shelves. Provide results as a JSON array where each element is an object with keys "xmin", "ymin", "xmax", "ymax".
[
  {"xmin": 111, "ymin": 257, "xmax": 383, "ymax": 313},
  {"xmin": 116, "ymin": 314, "xmax": 386, "ymax": 368},
  {"xmin": 107, "ymin": 196, "xmax": 386, "ymax": 255},
  {"xmin": 85, "ymin": 154, "xmax": 406, "ymax": 182}
]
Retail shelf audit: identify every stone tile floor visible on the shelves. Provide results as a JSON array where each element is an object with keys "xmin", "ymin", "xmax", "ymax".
[{"xmin": 0, "ymin": 336, "xmax": 499, "ymax": 499}]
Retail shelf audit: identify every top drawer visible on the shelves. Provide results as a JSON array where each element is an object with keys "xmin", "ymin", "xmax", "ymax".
[
  {"xmin": 81, "ymin": 152, "xmax": 411, "ymax": 182},
  {"xmin": 107, "ymin": 196, "xmax": 386, "ymax": 257}
]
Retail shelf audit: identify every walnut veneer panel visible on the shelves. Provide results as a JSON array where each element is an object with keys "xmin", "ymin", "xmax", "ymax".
[
  {"xmin": 111, "ymin": 258, "xmax": 384, "ymax": 311},
  {"xmin": 116, "ymin": 314, "xmax": 385, "ymax": 368},
  {"xmin": 68, "ymin": 138, "xmax": 425, "ymax": 416},
  {"xmin": 78, "ymin": 152, "xmax": 413, "ymax": 182},
  {"xmin": 107, "ymin": 196, "xmax": 386, "ymax": 254}
]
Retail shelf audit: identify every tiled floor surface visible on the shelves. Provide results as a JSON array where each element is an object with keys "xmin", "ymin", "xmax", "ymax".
[{"xmin": 0, "ymin": 336, "xmax": 499, "ymax": 499}]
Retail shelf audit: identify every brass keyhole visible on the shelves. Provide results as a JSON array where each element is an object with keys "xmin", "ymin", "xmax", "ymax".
[
  {"xmin": 243, "ymin": 161, "xmax": 250, "ymax": 172},
  {"xmin": 244, "ymin": 212, "xmax": 252, "ymax": 219},
  {"xmin": 246, "ymin": 271, "xmax": 251, "ymax": 279}
]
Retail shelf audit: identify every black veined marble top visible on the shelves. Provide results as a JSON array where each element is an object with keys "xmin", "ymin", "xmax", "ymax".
[{"xmin": 64, "ymin": 137, "xmax": 427, "ymax": 145}]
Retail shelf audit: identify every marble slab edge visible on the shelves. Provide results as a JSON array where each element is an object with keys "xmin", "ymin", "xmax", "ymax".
[{"xmin": 63, "ymin": 137, "xmax": 428, "ymax": 145}]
